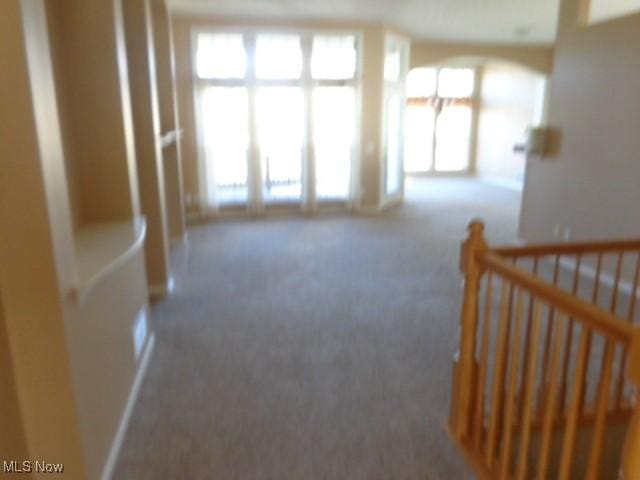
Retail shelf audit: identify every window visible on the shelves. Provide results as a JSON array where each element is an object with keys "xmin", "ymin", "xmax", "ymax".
[
  {"xmin": 255, "ymin": 34, "xmax": 303, "ymax": 80},
  {"xmin": 382, "ymin": 35, "xmax": 409, "ymax": 199},
  {"xmin": 196, "ymin": 33, "xmax": 246, "ymax": 79},
  {"xmin": 406, "ymin": 68, "xmax": 437, "ymax": 98},
  {"xmin": 201, "ymin": 87, "xmax": 249, "ymax": 204},
  {"xmin": 404, "ymin": 67, "xmax": 476, "ymax": 173},
  {"xmin": 313, "ymin": 87, "xmax": 355, "ymax": 199},
  {"xmin": 193, "ymin": 30, "xmax": 360, "ymax": 210},
  {"xmin": 384, "ymin": 49, "xmax": 401, "ymax": 82},
  {"xmin": 256, "ymin": 87, "xmax": 304, "ymax": 201},
  {"xmin": 311, "ymin": 35, "xmax": 357, "ymax": 80},
  {"xmin": 437, "ymin": 68, "xmax": 475, "ymax": 98}
]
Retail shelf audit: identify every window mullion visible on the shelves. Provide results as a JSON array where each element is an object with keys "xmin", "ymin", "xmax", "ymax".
[
  {"xmin": 244, "ymin": 33, "xmax": 263, "ymax": 213},
  {"xmin": 301, "ymin": 35, "xmax": 316, "ymax": 212},
  {"xmin": 431, "ymin": 68, "xmax": 440, "ymax": 173}
]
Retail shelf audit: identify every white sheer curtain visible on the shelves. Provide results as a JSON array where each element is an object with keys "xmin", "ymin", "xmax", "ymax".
[
  {"xmin": 255, "ymin": 34, "xmax": 302, "ymax": 79},
  {"xmin": 196, "ymin": 33, "xmax": 246, "ymax": 79},
  {"xmin": 311, "ymin": 35, "xmax": 356, "ymax": 80}
]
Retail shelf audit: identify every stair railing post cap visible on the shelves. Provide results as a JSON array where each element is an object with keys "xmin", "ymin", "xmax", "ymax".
[{"xmin": 467, "ymin": 219, "xmax": 485, "ymax": 236}]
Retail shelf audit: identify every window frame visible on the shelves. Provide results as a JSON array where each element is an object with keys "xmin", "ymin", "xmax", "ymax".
[
  {"xmin": 190, "ymin": 26, "xmax": 363, "ymax": 212},
  {"xmin": 405, "ymin": 66, "xmax": 477, "ymax": 174}
]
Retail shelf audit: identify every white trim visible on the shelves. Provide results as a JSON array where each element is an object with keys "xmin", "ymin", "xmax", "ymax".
[
  {"xmin": 148, "ymin": 276, "xmax": 175, "ymax": 298},
  {"xmin": 477, "ymin": 174, "xmax": 524, "ymax": 192},
  {"xmin": 101, "ymin": 334, "xmax": 155, "ymax": 480},
  {"xmin": 380, "ymin": 33, "xmax": 409, "ymax": 205}
]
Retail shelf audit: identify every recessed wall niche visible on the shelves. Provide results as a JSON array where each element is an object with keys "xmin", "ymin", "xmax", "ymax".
[{"xmin": 46, "ymin": 0, "xmax": 145, "ymax": 297}]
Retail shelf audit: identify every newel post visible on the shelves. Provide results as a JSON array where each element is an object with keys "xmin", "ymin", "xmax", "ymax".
[
  {"xmin": 450, "ymin": 219, "xmax": 488, "ymax": 439},
  {"xmin": 620, "ymin": 329, "xmax": 640, "ymax": 479}
]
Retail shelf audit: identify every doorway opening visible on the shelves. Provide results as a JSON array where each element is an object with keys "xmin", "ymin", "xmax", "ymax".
[
  {"xmin": 404, "ymin": 59, "xmax": 548, "ymax": 235},
  {"xmin": 404, "ymin": 67, "xmax": 475, "ymax": 174}
]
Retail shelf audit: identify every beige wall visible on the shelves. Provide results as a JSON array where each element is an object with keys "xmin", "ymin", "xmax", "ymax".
[
  {"xmin": 152, "ymin": 0, "xmax": 188, "ymax": 241},
  {"xmin": 0, "ymin": 295, "xmax": 30, "ymax": 469},
  {"xmin": 62, "ymin": 252, "xmax": 150, "ymax": 480},
  {"xmin": 123, "ymin": 0, "xmax": 171, "ymax": 291},
  {"xmin": 0, "ymin": 0, "xmax": 87, "ymax": 476},
  {"xmin": 520, "ymin": 0, "xmax": 640, "ymax": 242},
  {"xmin": 171, "ymin": 16, "xmax": 391, "ymax": 211},
  {"xmin": 2, "ymin": 1, "xmax": 154, "ymax": 478},
  {"xmin": 411, "ymin": 42, "xmax": 554, "ymax": 74},
  {"xmin": 476, "ymin": 62, "xmax": 547, "ymax": 185},
  {"xmin": 47, "ymin": 0, "xmax": 141, "ymax": 225}
]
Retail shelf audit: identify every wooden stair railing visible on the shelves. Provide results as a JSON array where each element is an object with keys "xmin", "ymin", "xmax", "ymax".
[{"xmin": 449, "ymin": 220, "xmax": 640, "ymax": 480}]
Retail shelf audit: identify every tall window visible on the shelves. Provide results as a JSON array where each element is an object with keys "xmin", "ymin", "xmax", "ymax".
[
  {"xmin": 382, "ymin": 35, "xmax": 409, "ymax": 200},
  {"xmin": 194, "ymin": 30, "xmax": 359, "ymax": 211},
  {"xmin": 404, "ymin": 67, "xmax": 475, "ymax": 173}
]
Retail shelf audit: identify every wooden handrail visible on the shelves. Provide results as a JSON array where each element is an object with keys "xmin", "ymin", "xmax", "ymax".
[
  {"xmin": 450, "ymin": 220, "xmax": 640, "ymax": 480},
  {"xmin": 493, "ymin": 238, "xmax": 640, "ymax": 258},
  {"xmin": 621, "ymin": 330, "xmax": 640, "ymax": 480},
  {"xmin": 480, "ymin": 251, "xmax": 634, "ymax": 344}
]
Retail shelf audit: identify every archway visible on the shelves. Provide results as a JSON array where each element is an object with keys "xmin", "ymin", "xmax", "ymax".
[{"xmin": 404, "ymin": 56, "xmax": 549, "ymax": 232}]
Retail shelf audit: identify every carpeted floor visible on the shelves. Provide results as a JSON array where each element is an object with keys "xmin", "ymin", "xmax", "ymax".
[{"xmin": 114, "ymin": 177, "xmax": 522, "ymax": 480}]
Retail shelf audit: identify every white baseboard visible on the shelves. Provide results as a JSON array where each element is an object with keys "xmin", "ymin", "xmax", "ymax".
[
  {"xmin": 478, "ymin": 175, "xmax": 524, "ymax": 192},
  {"xmin": 149, "ymin": 276, "xmax": 175, "ymax": 299},
  {"xmin": 101, "ymin": 333, "xmax": 155, "ymax": 480}
]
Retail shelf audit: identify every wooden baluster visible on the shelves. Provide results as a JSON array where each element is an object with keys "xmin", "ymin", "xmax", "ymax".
[
  {"xmin": 610, "ymin": 252, "xmax": 625, "ymax": 316},
  {"xmin": 559, "ymin": 252, "xmax": 594, "ymax": 413},
  {"xmin": 558, "ymin": 326, "xmax": 592, "ymax": 480},
  {"xmin": 473, "ymin": 273, "xmax": 493, "ymax": 448},
  {"xmin": 515, "ymin": 299, "xmax": 542, "ymax": 480},
  {"xmin": 615, "ymin": 253, "xmax": 640, "ymax": 408},
  {"xmin": 591, "ymin": 252, "xmax": 604, "ymax": 305},
  {"xmin": 585, "ymin": 338, "xmax": 616, "ymax": 480},
  {"xmin": 577, "ymin": 253, "xmax": 606, "ymax": 414},
  {"xmin": 499, "ymin": 290, "xmax": 525, "ymax": 479},
  {"xmin": 536, "ymin": 312, "xmax": 567, "ymax": 480},
  {"xmin": 621, "ymin": 330, "xmax": 640, "ymax": 480},
  {"xmin": 539, "ymin": 255, "xmax": 567, "ymax": 412},
  {"xmin": 486, "ymin": 282, "xmax": 511, "ymax": 467},
  {"xmin": 628, "ymin": 252, "xmax": 640, "ymax": 325},
  {"xmin": 571, "ymin": 253, "xmax": 622, "ymax": 419},
  {"xmin": 450, "ymin": 219, "xmax": 488, "ymax": 439},
  {"xmin": 518, "ymin": 256, "xmax": 539, "ymax": 403}
]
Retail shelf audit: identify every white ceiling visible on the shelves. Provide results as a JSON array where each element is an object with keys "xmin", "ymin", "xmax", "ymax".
[{"xmin": 168, "ymin": 0, "xmax": 561, "ymax": 45}]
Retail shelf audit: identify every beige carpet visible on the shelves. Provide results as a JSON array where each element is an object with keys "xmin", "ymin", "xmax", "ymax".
[{"xmin": 114, "ymin": 177, "xmax": 521, "ymax": 479}]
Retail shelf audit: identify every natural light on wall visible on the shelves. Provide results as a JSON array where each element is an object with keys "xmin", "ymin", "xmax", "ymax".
[{"xmin": 587, "ymin": 0, "xmax": 640, "ymax": 24}]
